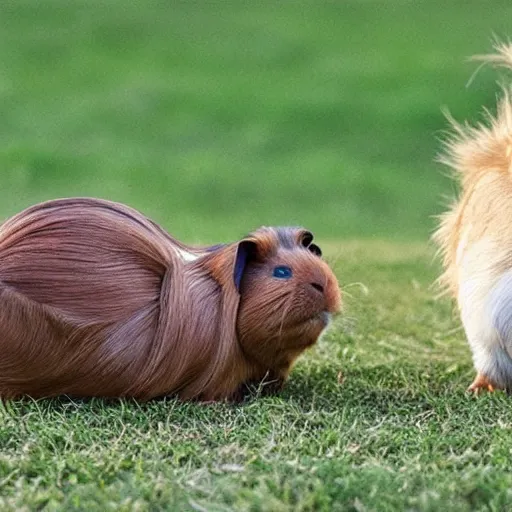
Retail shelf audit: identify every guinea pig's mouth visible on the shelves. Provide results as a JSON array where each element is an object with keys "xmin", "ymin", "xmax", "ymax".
[
  {"xmin": 299, "ymin": 310, "xmax": 332, "ymax": 334},
  {"xmin": 288, "ymin": 311, "xmax": 332, "ymax": 348},
  {"xmin": 307, "ymin": 311, "xmax": 331, "ymax": 327},
  {"xmin": 319, "ymin": 311, "xmax": 332, "ymax": 326}
]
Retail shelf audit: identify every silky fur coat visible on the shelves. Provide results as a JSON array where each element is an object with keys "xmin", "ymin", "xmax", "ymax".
[{"xmin": 0, "ymin": 198, "xmax": 341, "ymax": 401}]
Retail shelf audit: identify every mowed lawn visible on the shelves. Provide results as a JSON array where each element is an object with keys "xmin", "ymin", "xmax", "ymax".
[
  {"xmin": 2, "ymin": 1, "xmax": 512, "ymax": 510},
  {"xmin": 0, "ymin": 243, "xmax": 508, "ymax": 511}
]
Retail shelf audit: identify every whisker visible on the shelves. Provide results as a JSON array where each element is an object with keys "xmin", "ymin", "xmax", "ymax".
[
  {"xmin": 277, "ymin": 294, "xmax": 294, "ymax": 340},
  {"xmin": 341, "ymin": 282, "xmax": 369, "ymax": 296}
]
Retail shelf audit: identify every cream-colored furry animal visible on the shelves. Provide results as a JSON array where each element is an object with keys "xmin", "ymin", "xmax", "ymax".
[{"xmin": 435, "ymin": 42, "xmax": 512, "ymax": 394}]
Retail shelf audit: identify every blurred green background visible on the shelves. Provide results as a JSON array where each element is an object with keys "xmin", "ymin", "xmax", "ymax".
[{"xmin": 1, "ymin": 0, "xmax": 511, "ymax": 243}]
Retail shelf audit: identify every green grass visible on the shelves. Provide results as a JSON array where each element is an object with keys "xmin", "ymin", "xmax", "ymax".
[
  {"xmin": 2, "ymin": 1, "xmax": 512, "ymax": 510},
  {"xmin": 2, "ymin": 0, "xmax": 512, "ymax": 242},
  {"xmin": 0, "ymin": 243, "xmax": 509, "ymax": 511}
]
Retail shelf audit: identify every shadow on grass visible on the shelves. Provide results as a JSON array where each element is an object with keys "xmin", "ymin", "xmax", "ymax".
[
  {"xmin": 279, "ymin": 361, "xmax": 478, "ymax": 413},
  {"xmin": 0, "ymin": 360, "xmax": 493, "ymax": 425}
]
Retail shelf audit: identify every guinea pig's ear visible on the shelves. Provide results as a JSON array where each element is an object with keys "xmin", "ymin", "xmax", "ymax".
[
  {"xmin": 308, "ymin": 243, "xmax": 322, "ymax": 257},
  {"xmin": 299, "ymin": 230, "xmax": 314, "ymax": 247},
  {"xmin": 233, "ymin": 240, "xmax": 258, "ymax": 293},
  {"xmin": 297, "ymin": 229, "xmax": 322, "ymax": 258}
]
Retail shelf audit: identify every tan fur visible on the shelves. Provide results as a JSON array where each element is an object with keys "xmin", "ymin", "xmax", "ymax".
[
  {"xmin": 434, "ymin": 42, "xmax": 512, "ymax": 391},
  {"xmin": 434, "ymin": 43, "xmax": 512, "ymax": 295},
  {"xmin": 0, "ymin": 198, "xmax": 341, "ymax": 401}
]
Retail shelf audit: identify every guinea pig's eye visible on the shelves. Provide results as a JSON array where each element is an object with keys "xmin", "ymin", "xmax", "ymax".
[{"xmin": 272, "ymin": 265, "xmax": 293, "ymax": 279}]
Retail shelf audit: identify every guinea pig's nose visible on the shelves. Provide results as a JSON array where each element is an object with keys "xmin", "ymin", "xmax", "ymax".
[{"xmin": 310, "ymin": 282, "xmax": 324, "ymax": 294}]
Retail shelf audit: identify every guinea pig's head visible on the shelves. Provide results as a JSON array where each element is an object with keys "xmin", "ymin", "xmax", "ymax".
[{"xmin": 232, "ymin": 227, "xmax": 341, "ymax": 370}]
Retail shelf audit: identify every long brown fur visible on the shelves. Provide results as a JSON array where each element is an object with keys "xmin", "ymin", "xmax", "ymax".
[
  {"xmin": 0, "ymin": 198, "xmax": 341, "ymax": 401},
  {"xmin": 434, "ymin": 42, "xmax": 512, "ymax": 392}
]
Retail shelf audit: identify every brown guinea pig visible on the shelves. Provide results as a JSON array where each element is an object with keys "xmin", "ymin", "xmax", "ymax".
[{"xmin": 0, "ymin": 198, "xmax": 341, "ymax": 402}]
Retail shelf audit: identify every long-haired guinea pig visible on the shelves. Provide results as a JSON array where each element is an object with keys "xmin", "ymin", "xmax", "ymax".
[
  {"xmin": 0, "ymin": 197, "xmax": 341, "ymax": 401},
  {"xmin": 434, "ymin": 42, "xmax": 512, "ymax": 393}
]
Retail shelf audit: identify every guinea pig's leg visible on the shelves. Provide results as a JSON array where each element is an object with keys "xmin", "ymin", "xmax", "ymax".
[
  {"xmin": 467, "ymin": 372, "xmax": 496, "ymax": 394},
  {"xmin": 459, "ymin": 270, "xmax": 512, "ymax": 393}
]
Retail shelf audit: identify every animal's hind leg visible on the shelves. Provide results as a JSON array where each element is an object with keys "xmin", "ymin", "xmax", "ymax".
[
  {"xmin": 463, "ymin": 270, "xmax": 512, "ymax": 394},
  {"xmin": 467, "ymin": 372, "xmax": 496, "ymax": 394},
  {"xmin": 458, "ymin": 269, "xmax": 512, "ymax": 395}
]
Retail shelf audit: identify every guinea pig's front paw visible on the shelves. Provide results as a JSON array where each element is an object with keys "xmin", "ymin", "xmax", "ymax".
[{"xmin": 467, "ymin": 372, "xmax": 498, "ymax": 394}]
